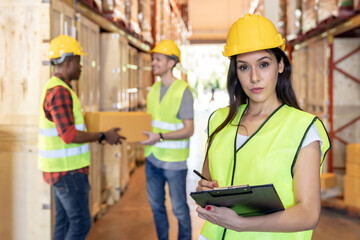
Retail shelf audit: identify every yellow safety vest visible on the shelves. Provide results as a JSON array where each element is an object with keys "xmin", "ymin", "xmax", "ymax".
[
  {"xmin": 145, "ymin": 79, "xmax": 190, "ymax": 162},
  {"xmin": 201, "ymin": 104, "xmax": 331, "ymax": 240},
  {"xmin": 38, "ymin": 76, "xmax": 91, "ymax": 172}
]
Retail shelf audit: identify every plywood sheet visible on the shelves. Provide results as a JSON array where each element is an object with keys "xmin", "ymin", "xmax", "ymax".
[
  {"xmin": 0, "ymin": 2, "xmax": 50, "ymax": 125},
  {"xmin": 77, "ymin": 14, "xmax": 100, "ymax": 112}
]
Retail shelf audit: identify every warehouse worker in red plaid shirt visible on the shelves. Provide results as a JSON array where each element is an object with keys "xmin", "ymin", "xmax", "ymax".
[{"xmin": 38, "ymin": 35, "xmax": 125, "ymax": 240}]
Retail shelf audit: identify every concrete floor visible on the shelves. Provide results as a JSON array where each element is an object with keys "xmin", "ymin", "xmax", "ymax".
[
  {"xmin": 87, "ymin": 163, "xmax": 205, "ymax": 240},
  {"xmin": 87, "ymin": 93, "xmax": 360, "ymax": 240}
]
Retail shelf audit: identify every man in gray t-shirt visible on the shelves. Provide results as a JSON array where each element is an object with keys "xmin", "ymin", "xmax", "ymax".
[
  {"xmin": 140, "ymin": 40, "xmax": 193, "ymax": 240},
  {"xmin": 146, "ymin": 85, "xmax": 194, "ymax": 170}
]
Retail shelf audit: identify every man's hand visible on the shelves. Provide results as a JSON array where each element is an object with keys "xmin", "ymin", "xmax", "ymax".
[
  {"xmin": 139, "ymin": 131, "xmax": 160, "ymax": 145},
  {"xmin": 104, "ymin": 127, "xmax": 126, "ymax": 145}
]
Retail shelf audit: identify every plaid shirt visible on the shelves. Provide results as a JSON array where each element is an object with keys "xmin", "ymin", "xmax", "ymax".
[{"xmin": 42, "ymin": 73, "xmax": 89, "ymax": 185}]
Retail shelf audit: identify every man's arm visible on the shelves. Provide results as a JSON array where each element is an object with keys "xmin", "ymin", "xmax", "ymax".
[
  {"xmin": 72, "ymin": 128, "xmax": 125, "ymax": 145},
  {"xmin": 140, "ymin": 87, "xmax": 194, "ymax": 145},
  {"xmin": 140, "ymin": 118, "xmax": 193, "ymax": 145},
  {"xmin": 45, "ymin": 86, "xmax": 125, "ymax": 145}
]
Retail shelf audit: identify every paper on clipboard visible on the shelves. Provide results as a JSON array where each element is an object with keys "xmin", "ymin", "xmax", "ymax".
[{"xmin": 190, "ymin": 183, "xmax": 284, "ymax": 217}]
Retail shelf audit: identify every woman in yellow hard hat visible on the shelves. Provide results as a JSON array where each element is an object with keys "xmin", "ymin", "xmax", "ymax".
[{"xmin": 194, "ymin": 14, "xmax": 331, "ymax": 240}]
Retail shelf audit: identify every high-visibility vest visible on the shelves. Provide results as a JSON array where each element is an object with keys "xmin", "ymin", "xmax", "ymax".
[
  {"xmin": 38, "ymin": 76, "xmax": 91, "ymax": 172},
  {"xmin": 145, "ymin": 79, "xmax": 190, "ymax": 162},
  {"xmin": 200, "ymin": 104, "xmax": 331, "ymax": 240}
]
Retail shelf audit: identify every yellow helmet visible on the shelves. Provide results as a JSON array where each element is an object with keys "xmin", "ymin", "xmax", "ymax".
[
  {"xmin": 48, "ymin": 35, "xmax": 87, "ymax": 64},
  {"xmin": 150, "ymin": 40, "xmax": 181, "ymax": 63},
  {"xmin": 223, "ymin": 14, "xmax": 285, "ymax": 57}
]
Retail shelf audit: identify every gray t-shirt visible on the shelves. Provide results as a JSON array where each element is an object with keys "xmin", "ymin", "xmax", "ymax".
[{"xmin": 147, "ymin": 84, "xmax": 194, "ymax": 170}]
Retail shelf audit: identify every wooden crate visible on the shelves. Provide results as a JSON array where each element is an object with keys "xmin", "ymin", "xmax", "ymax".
[
  {"xmin": 130, "ymin": 0, "xmax": 141, "ymax": 34},
  {"xmin": 102, "ymin": 144, "xmax": 122, "ymax": 204},
  {"xmin": 0, "ymin": 0, "xmax": 117, "ymax": 237},
  {"xmin": 99, "ymin": 33, "xmax": 129, "ymax": 111},
  {"xmin": 138, "ymin": 52, "xmax": 152, "ymax": 110},
  {"xmin": 286, "ymin": 0, "xmax": 301, "ymax": 41},
  {"xmin": 156, "ymin": 0, "xmax": 172, "ymax": 41},
  {"xmin": 51, "ymin": 0, "xmax": 76, "ymax": 38},
  {"xmin": 163, "ymin": 0, "xmax": 172, "ymax": 39},
  {"xmin": 139, "ymin": 0, "xmax": 153, "ymax": 43},
  {"xmin": 346, "ymin": 144, "xmax": 360, "ymax": 178},
  {"xmin": 0, "ymin": 125, "xmax": 51, "ymax": 240},
  {"xmin": 128, "ymin": 46, "xmax": 139, "ymax": 110},
  {"xmin": 346, "ymin": 162, "xmax": 360, "ymax": 178},
  {"xmin": 292, "ymin": 36, "xmax": 360, "ymax": 178},
  {"xmin": 317, "ymin": 0, "xmax": 339, "ymax": 23},
  {"xmin": 127, "ymin": 142, "xmax": 137, "ymax": 173},
  {"xmin": 135, "ymin": 143, "xmax": 146, "ymax": 162},
  {"xmin": 78, "ymin": 0, "xmax": 102, "ymax": 12},
  {"xmin": 302, "ymin": 0, "xmax": 317, "ymax": 34},
  {"xmin": 61, "ymin": 0, "xmax": 75, "ymax": 7},
  {"xmin": 291, "ymin": 46, "xmax": 309, "ymax": 109},
  {"xmin": 344, "ymin": 175, "xmax": 360, "ymax": 208},
  {"xmin": 347, "ymin": 143, "xmax": 360, "ymax": 164},
  {"xmin": 77, "ymin": 14, "xmax": 100, "ymax": 112},
  {"xmin": 321, "ymin": 172, "xmax": 337, "ymax": 189},
  {"xmin": 306, "ymin": 39, "xmax": 328, "ymax": 118},
  {"xmin": 102, "ymin": 0, "xmax": 127, "ymax": 26},
  {"xmin": 114, "ymin": 0, "xmax": 127, "ymax": 24},
  {"xmin": 120, "ymin": 142, "xmax": 130, "ymax": 192},
  {"xmin": 89, "ymin": 143, "xmax": 102, "ymax": 217},
  {"xmin": 0, "ymin": 2, "xmax": 50, "ymax": 126},
  {"xmin": 0, "ymin": 1, "xmax": 53, "ymax": 239},
  {"xmin": 120, "ymin": 35, "xmax": 130, "ymax": 110}
]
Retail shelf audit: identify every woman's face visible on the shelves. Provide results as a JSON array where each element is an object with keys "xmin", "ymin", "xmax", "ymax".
[{"xmin": 236, "ymin": 50, "xmax": 284, "ymax": 105}]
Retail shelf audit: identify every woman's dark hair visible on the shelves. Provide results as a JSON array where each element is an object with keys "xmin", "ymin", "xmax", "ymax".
[{"xmin": 205, "ymin": 48, "xmax": 300, "ymax": 157}]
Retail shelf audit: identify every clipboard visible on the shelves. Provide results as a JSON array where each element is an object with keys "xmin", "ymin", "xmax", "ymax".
[{"xmin": 190, "ymin": 183, "xmax": 284, "ymax": 217}]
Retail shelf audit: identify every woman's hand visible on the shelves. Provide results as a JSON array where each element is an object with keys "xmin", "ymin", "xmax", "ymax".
[
  {"xmin": 196, "ymin": 179, "xmax": 218, "ymax": 191},
  {"xmin": 196, "ymin": 205, "xmax": 244, "ymax": 232}
]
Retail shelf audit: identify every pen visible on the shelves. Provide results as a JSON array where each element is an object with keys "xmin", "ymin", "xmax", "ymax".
[{"xmin": 193, "ymin": 169, "xmax": 209, "ymax": 181}]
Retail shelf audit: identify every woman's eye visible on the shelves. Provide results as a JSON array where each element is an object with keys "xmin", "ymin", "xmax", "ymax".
[
  {"xmin": 259, "ymin": 62, "xmax": 269, "ymax": 68},
  {"xmin": 238, "ymin": 65, "xmax": 248, "ymax": 71}
]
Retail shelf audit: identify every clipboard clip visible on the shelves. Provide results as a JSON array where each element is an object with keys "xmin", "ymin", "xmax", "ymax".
[
  {"xmin": 210, "ymin": 184, "xmax": 252, "ymax": 197},
  {"xmin": 213, "ymin": 184, "xmax": 250, "ymax": 190}
]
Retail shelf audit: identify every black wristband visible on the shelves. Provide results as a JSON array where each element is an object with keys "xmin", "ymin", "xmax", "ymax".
[
  {"xmin": 159, "ymin": 133, "xmax": 164, "ymax": 142},
  {"xmin": 98, "ymin": 132, "xmax": 106, "ymax": 143}
]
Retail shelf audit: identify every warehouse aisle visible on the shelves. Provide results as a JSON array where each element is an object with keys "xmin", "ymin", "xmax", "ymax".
[
  {"xmin": 87, "ymin": 92, "xmax": 360, "ymax": 240},
  {"xmin": 87, "ymin": 93, "xmax": 222, "ymax": 240}
]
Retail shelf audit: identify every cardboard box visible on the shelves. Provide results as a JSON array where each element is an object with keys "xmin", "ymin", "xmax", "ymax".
[
  {"xmin": 346, "ymin": 162, "xmax": 360, "ymax": 178},
  {"xmin": 344, "ymin": 175, "xmax": 360, "ymax": 208},
  {"xmin": 85, "ymin": 112, "xmax": 152, "ymax": 143},
  {"xmin": 321, "ymin": 172, "xmax": 337, "ymax": 190},
  {"xmin": 347, "ymin": 143, "xmax": 360, "ymax": 164}
]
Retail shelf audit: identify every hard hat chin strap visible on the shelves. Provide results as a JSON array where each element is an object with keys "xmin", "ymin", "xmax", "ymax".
[
  {"xmin": 51, "ymin": 52, "xmax": 75, "ymax": 65},
  {"xmin": 170, "ymin": 55, "xmax": 179, "ymax": 64}
]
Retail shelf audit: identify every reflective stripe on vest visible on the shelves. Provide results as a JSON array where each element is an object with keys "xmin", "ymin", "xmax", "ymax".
[
  {"xmin": 145, "ymin": 80, "xmax": 190, "ymax": 162},
  {"xmin": 39, "ymin": 123, "xmax": 86, "ymax": 137},
  {"xmin": 39, "ymin": 144, "xmax": 90, "ymax": 159},
  {"xmin": 151, "ymin": 120, "xmax": 184, "ymax": 131},
  {"xmin": 153, "ymin": 140, "xmax": 189, "ymax": 149},
  {"xmin": 200, "ymin": 104, "xmax": 331, "ymax": 240}
]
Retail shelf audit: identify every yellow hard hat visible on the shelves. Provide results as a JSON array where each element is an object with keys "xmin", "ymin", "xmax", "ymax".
[
  {"xmin": 48, "ymin": 35, "xmax": 87, "ymax": 64},
  {"xmin": 150, "ymin": 40, "xmax": 181, "ymax": 63},
  {"xmin": 223, "ymin": 14, "xmax": 286, "ymax": 57}
]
